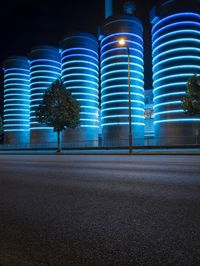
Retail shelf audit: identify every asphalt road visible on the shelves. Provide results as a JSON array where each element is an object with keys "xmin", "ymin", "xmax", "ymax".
[{"xmin": 0, "ymin": 155, "xmax": 200, "ymax": 266}]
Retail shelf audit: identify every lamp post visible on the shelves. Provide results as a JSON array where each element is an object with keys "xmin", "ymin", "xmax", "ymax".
[{"xmin": 118, "ymin": 38, "xmax": 132, "ymax": 153}]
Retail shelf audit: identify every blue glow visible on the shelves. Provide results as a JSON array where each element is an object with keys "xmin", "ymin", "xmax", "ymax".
[
  {"xmin": 61, "ymin": 67, "xmax": 98, "ymax": 75},
  {"xmin": 153, "ymin": 73, "xmax": 194, "ymax": 85},
  {"xmin": 102, "ymin": 115, "xmax": 144, "ymax": 119},
  {"xmin": 5, "ymin": 73, "xmax": 29, "ymax": 78},
  {"xmin": 101, "ymin": 62, "xmax": 144, "ymax": 72},
  {"xmin": 62, "ymin": 60, "xmax": 98, "ymax": 69},
  {"xmin": 4, "ymin": 68, "xmax": 29, "ymax": 73},
  {"xmin": 102, "ymin": 84, "xmax": 144, "ymax": 93},
  {"xmin": 30, "ymin": 59, "xmax": 61, "ymax": 65},
  {"xmin": 102, "ymin": 122, "xmax": 145, "ymax": 127},
  {"xmin": 101, "ymin": 77, "xmax": 144, "ymax": 86},
  {"xmin": 4, "ymin": 93, "xmax": 29, "ymax": 98},
  {"xmin": 67, "ymin": 86, "xmax": 98, "ymax": 93},
  {"xmin": 30, "ymin": 65, "xmax": 61, "ymax": 71},
  {"xmin": 101, "ymin": 107, "xmax": 144, "ymax": 112},
  {"xmin": 101, "ymin": 55, "xmax": 144, "ymax": 65},
  {"xmin": 153, "ymin": 65, "xmax": 200, "ymax": 78},
  {"xmin": 62, "ymin": 73, "xmax": 99, "ymax": 81},
  {"xmin": 101, "ymin": 32, "xmax": 143, "ymax": 45},
  {"xmin": 101, "ymin": 47, "xmax": 143, "ymax": 58},
  {"xmin": 102, "ymin": 100, "xmax": 145, "ymax": 106},
  {"xmin": 62, "ymin": 54, "xmax": 98, "ymax": 62},
  {"xmin": 154, "ymin": 110, "xmax": 184, "ymax": 116},
  {"xmin": 153, "ymin": 82, "xmax": 186, "ymax": 93},
  {"xmin": 101, "ymin": 40, "xmax": 143, "ymax": 51},
  {"xmin": 61, "ymin": 47, "xmax": 98, "ymax": 57},
  {"xmin": 154, "ymin": 118, "xmax": 200, "ymax": 124},
  {"xmin": 154, "ymin": 92, "xmax": 185, "ymax": 101},
  {"xmin": 101, "ymin": 69, "xmax": 144, "ymax": 79},
  {"xmin": 154, "ymin": 101, "xmax": 181, "ymax": 109},
  {"xmin": 72, "ymin": 93, "xmax": 98, "ymax": 98},
  {"xmin": 101, "ymin": 92, "xmax": 144, "ymax": 99},
  {"xmin": 4, "ymin": 83, "xmax": 29, "ymax": 88},
  {"xmin": 80, "ymin": 125, "xmax": 99, "ymax": 128},
  {"xmin": 63, "ymin": 80, "xmax": 98, "ymax": 86},
  {"xmin": 4, "ymin": 119, "xmax": 29, "ymax": 122},
  {"xmin": 4, "ymin": 129, "xmax": 29, "ymax": 132}
]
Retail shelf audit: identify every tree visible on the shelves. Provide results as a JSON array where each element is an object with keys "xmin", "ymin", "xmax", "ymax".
[
  {"xmin": 35, "ymin": 78, "xmax": 80, "ymax": 152},
  {"xmin": 182, "ymin": 75, "xmax": 200, "ymax": 115}
]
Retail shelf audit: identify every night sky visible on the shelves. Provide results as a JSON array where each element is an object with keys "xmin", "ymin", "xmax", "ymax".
[{"xmin": 0, "ymin": 0, "xmax": 158, "ymax": 112}]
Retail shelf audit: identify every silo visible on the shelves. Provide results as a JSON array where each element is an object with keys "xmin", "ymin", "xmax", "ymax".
[
  {"xmin": 3, "ymin": 56, "xmax": 30, "ymax": 144},
  {"xmin": 100, "ymin": 14, "xmax": 145, "ymax": 146},
  {"xmin": 60, "ymin": 33, "xmax": 99, "ymax": 147},
  {"xmin": 29, "ymin": 46, "xmax": 61, "ymax": 144},
  {"xmin": 150, "ymin": 0, "xmax": 200, "ymax": 145}
]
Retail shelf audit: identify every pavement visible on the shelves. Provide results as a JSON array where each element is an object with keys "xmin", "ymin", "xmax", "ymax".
[{"xmin": 0, "ymin": 155, "xmax": 200, "ymax": 266}]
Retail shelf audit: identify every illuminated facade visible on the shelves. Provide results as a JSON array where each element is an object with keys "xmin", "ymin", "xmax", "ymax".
[
  {"xmin": 29, "ymin": 46, "xmax": 61, "ymax": 144},
  {"xmin": 3, "ymin": 56, "xmax": 30, "ymax": 144},
  {"xmin": 150, "ymin": 0, "xmax": 200, "ymax": 145},
  {"xmin": 100, "ymin": 15, "xmax": 145, "ymax": 146},
  {"xmin": 60, "ymin": 33, "xmax": 99, "ymax": 146}
]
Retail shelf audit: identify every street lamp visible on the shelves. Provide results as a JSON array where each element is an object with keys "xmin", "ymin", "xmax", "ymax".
[{"xmin": 118, "ymin": 38, "xmax": 132, "ymax": 154}]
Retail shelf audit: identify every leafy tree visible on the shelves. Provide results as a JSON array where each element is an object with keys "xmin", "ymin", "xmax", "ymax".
[
  {"xmin": 35, "ymin": 78, "xmax": 80, "ymax": 152},
  {"xmin": 182, "ymin": 75, "xmax": 200, "ymax": 115}
]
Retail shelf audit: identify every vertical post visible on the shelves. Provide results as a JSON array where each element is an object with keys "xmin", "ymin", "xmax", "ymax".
[{"xmin": 127, "ymin": 47, "xmax": 132, "ymax": 154}]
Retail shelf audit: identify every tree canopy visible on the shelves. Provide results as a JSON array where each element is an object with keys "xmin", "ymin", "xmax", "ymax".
[
  {"xmin": 182, "ymin": 75, "xmax": 200, "ymax": 115},
  {"xmin": 36, "ymin": 78, "xmax": 80, "ymax": 132}
]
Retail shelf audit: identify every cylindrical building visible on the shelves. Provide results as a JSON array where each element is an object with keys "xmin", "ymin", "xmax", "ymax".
[
  {"xmin": 60, "ymin": 33, "xmax": 99, "ymax": 147},
  {"xmin": 100, "ymin": 15, "xmax": 145, "ymax": 146},
  {"xmin": 3, "ymin": 56, "xmax": 30, "ymax": 144},
  {"xmin": 150, "ymin": 0, "xmax": 200, "ymax": 145},
  {"xmin": 29, "ymin": 46, "xmax": 61, "ymax": 144}
]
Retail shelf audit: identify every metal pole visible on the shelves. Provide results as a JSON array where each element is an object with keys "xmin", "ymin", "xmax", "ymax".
[{"xmin": 127, "ymin": 46, "xmax": 132, "ymax": 154}]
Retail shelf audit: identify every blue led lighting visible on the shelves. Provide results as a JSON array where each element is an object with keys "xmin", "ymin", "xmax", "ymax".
[
  {"xmin": 101, "ymin": 77, "xmax": 144, "ymax": 86},
  {"xmin": 67, "ymin": 86, "xmax": 99, "ymax": 93},
  {"xmin": 154, "ymin": 118, "xmax": 200, "ymax": 124},
  {"xmin": 153, "ymin": 47, "xmax": 200, "ymax": 63},
  {"xmin": 153, "ymin": 73, "xmax": 194, "ymax": 85},
  {"xmin": 4, "ymin": 99, "xmax": 29, "ymax": 103},
  {"xmin": 63, "ymin": 80, "xmax": 98, "ymax": 86},
  {"xmin": 61, "ymin": 47, "xmax": 98, "ymax": 57},
  {"xmin": 62, "ymin": 60, "xmax": 98, "ymax": 69},
  {"xmin": 101, "ymin": 69, "xmax": 144, "ymax": 79},
  {"xmin": 154, "ymin": 110, "xmax": 184, "ymax": 116},
  {"xmin": 101, "ymin": 55, "xmax": 144, "ymax": 65},
  {"xmin": 4, "ymin": 94, "xmax": 29, "ymax": 98},
  {"xmin": 4, "ymin": 104, "xmax": 30, "ymax": 107},
  {"xmin": 101, "ymin": 62, "xmax": 144, "ymax": 72},
  {"xmin": 153, "ymin": 55, "xmax": 200, "ymax": 70},
  {"xmin": 153, "ymin": 21, "xmax": 200, "ymax": 41},
  {"xmin": 62, "ymin": 54, "xmax": 98, "ymax": 63},
  {"xmin": 102, "ymin": 100, "xmax": 145, "ymax": 106},
  {"xmin": 30, "ymin": 127, "xmax": 54, "ymax": 130},
  {"xmin": 4, "ymin": 114, "xmax": 29, "ymax": 117},
  {"xmin": 153, "ymin": 65, "xmax": 200, "ymax": 78},
  {"xmin": 62, "ymin": 73, "xmax": 99, "ymax": 81},
  {"xmin": 102, "ymin": 84, "xmax": 144, "ymax": 93},
  {"xmin": 30, "ymin": 65, "xmax": 61, "ymax": 71},
  {"xmin": 5, "ymin": 89, "xmax": 29, "ymax": 93},
  {"xmin": 30, "ymin": 59, "xmax": 61, "ymax": 65},
  {"xmin": 4, "ymin": 83, "xmax": 29, "ymax": 88},
  {"xmin": 152, "ymin": 30, "xmax": 200, "ymax": 48},
  {"xmin": 81, "ymin": 106, "xmax": 99, "ymax": 110},
  {"xmin": 101, "ymin": 47, "xmax": 143, "ymax": 58},
  {"xmin": 4, "ymin": 124, "xmax": 29, "ymax": 127},
  {"xmin": 153, "ymin": 82, "xmax": 186, "ymax": 93},
  {"xmin": 154, "ymin": 92, "xmax": 185, "ymax": 101},
  {"xmin": 102, "ymin": 122, "xmax": 145, "ymax": 127},
  {"xmin": 154, "ymin": 101, "xmax": 181, "ymax": 109},
  {"xmin": 30, "ymin": 70, "xmax": 60, "ymax": 76},
  {"xmin": 5, "ymin": 73, "xmax": 30, "ymax": 78},
  {"xmin": 72, "ymin": 92, "xmax": 98, "ymax": 98},
  {"xmin": 4, "ymin": 68, "xmax": 29, "ymax": 73},
  {"xmin": 102, "ymin": 115, "xmax": 144, "ymax": 119},
  {"xmin": 80, "ymin": 125, "xmax": 99, "ymax": 128},
  {"xmin": 4, "ymin": 129, "xmax": 29, "ymax": 132},
  {"xmin": 76, "ymin": 98, "xmax": 99, "ymax": 104},
  {"xmin": 4, "ymin": 119, "xmax": 29, "ymax": 122},
  {"xmin": 101, "ymin": 92, "xmax": 144, "ymax": 99},
  {"xmin": 153, "ymin": 38, "xmax": 200, "ymax": 55},
  {"xmin": 101, "ymin": 32, "xmax": 143, "ymax": 45},
  {"xmin": 101, "ymin": 40, "xmax": 143, "ymax": 51},
  {"xmin": 152, "ymin": 12, "xmax": 200, "ymax": 33},
  {"xmin": 101, "ymin": 107, "xmax": 144, "ymax": 113},
  {"xmin": 61, "ymin": 67, "xmax": 98, "ymax": 75}
]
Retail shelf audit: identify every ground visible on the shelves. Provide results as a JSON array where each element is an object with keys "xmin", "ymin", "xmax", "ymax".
[{"xmin": 0, "ymin": 155, "xmax": 200, "ymax": 265}]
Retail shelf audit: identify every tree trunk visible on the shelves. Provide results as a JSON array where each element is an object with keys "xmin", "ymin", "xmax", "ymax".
[{"xmin": 57, "ymin": 130, "xmax": 61, "ymax": 152}]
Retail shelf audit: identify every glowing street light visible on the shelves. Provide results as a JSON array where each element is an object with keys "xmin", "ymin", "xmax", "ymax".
[{"xmin": 118, "ymin": 38, "xmax": 132, "ymax": 154}]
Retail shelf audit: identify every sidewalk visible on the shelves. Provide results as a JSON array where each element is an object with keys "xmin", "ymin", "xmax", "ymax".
[{"xmin": 0, "ymin": 148, "xmax": 200, "ymax": 155}]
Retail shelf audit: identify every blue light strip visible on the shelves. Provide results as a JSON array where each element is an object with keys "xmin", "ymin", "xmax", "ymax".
[
  {"xmin": 153, "ymin": 82, "xmax": 186, "ymax": 93},
  {"xmin": 154, "ymin": 110, "xmax": 184, "ymax": 116},
  {"xmin": 101, "ymin": 62, "xmax": 144, "ymax": 72},
  {"xmin": 154, "ymin": 101, "xmax": 181, "ymax": 109},
  {"xmin": 102, "ymin": 122, "xmax": 145, "ymax": 127},
  {"xmin": 102, "ymin": 84, "xmax": 144, "ymax": 93},
  {"xmin": 154, "ymin": 92, "xmax": 185, "ymax": 101},
  {"xmin": 101, "ymin": 47, "xmax": 143, "ymax": 58},
  {"xmin": 101, "ymin": 32, "xmax": 143, "ymax": 45},
  {"xmin": 101, "ymin": 40, "xmax": 143, "ymax": 51},
  {"xmin": 153, "ymin": 73, "xmax": 194, "ymax": 85},
  {"xmin": 101, "ymin": 55, "xmax": 144, "ymax": 65},
  {"xmin": 62, "ymin": 60, "xmax": 98, "ymax": 69},
  {"xmin": 62, "ymin": 54, "xmax": 98, "ymax": 63},
  {"xmin": 61, "ymin": 47, "xmax": 98, "ymax": 57},
  {"xmin": 101, "ymin": 77, "xmax": 144, "ymax": 86},
  {"xmin": 102, "ymin": 115, "xmax": 144, "ymax": 119},
  {"xmin": 101, "ymin": 107, "xmax": 144, "ymax": 113},
  {"xmin": 102, "ymin": 100, "xmax": 145, "ymax": 106},
  {"xmin": 153, "ymin": 65, "xmax": 200, "ymax": 78},
  {"xmin": 30, "ymin": 65, "xmax": 61, "ymax": 71},
  {"xmin": 62, "ymin": 73, "xmax": 99, "ymax": 81},
  {"xmin": 61, "ymin": 67, "xmax": 98, "ymax": 75},
  {"xmin": 101, "ymin": 69, "xmax": 144, "ymax": 79},
  {"xmin": 101, "ymin": 92, "xmax": 144, "ymax": 99},
  {"xmin": 154, "ymin": 118, "xmax": 200, "ymax": 124}
]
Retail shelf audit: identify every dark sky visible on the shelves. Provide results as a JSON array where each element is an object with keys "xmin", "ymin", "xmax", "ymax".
[{"xmin": 0, "ymin": 0, "xmax": 157, "ymax": 112}]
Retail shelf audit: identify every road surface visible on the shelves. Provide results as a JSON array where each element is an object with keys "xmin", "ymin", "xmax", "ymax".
[{"xmin": 0, "ymin": 155, "xmax": 200, "ymax": 265}]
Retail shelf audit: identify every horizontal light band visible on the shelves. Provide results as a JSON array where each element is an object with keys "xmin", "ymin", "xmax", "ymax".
[
  {"xmin": 154, "ymin": 92, "xmax": 185, "ymax": 101},
  {"xmin": 102, "ymin": 122, "xmax": 145, "ymax": 127},
  {"xmin": 76, "ymin": 98, "xmax": 99, "ymax": 104},
  {"xmin": 153, "ymin": 29, "xmax": 200, "ymax": 48},
  {"xmin": 4, "ymin": 124, "xmax": 29, "ymax": 127},
  {"xmin": 101, "ymin": 62, "xmax": 144, "ymax": 72},
  {"xmin": 4, "ymin": 83, "xmax": 29, "ymax": 88},
  {"xmin": 4, "ymin": 129, "xmax": 29, "ymax": 132},
  {"xmin": 153, "ymin": 55, "xmax": 200, "ymax": 70},
  {"xmin": 153, "ymin": 82, "xmax": 186, "ymax": 93},
  {"xmin": 80, "ymin": 119, "xmax": 99, "ymax": 122},
  {"xmin": 152, "ymin": 13, "xmax": 200, "ymax": 32},
  {"xmin": 4, "ymin": 68, "xmax": 29, "ymax": 73},
  {"xmin": 31, "ymin": 69, "xmax": 60, "ymax": 76},
  {"xmin": 101, "ymin": 92, "xmax": 144, "ymax": 99},
  {"xmin": 154, "ymin": 110, "xmax": 184, "ymax": 116},
  {"xmin": 62, "ymin": 54, "xmax": 98, "ymax": 63},
  {"xmin": 153, "ymin": 47, "xmax": 200, "ymax": 63},
  {"xmin": 30, "ymin": 65, "xmax": 61, "ymax": 71},
  {"xmin": 4, "ymin": 99, "xmax": 29, "ymax": 102},
  {"xmin": 61, "ymin": 47, "xmax": 98, "ymax": 57},
  {"xmin": 4, "ymin": 93, "xmax": 29, "ymax": 98},
  {"xmin": 30, "ymin": 127, "xmax": 54, "ymax": 130},
  {"xmin": 61, "ymin": 67, "xmax": 98, "ymax": 75},
  {"xmin": 154, "ymin": 101, "xmax": 181, "ymax": 109},
  {"xmin": 153, "ymin": 38, "xmax": 200, "ymax": 56},
  {"xmin": 5, "ymin": 73, "xmax": 29, "ymax": 78},
  {"xmin": 72, "ymin": 92, "xmax": 98, "ymax": 98},
  {"xmin": 101, "ymin": 77, "xmax": 144, "ymax": 86},
  {"xmin": 81, "ymin": 106, "xmax": 99, "ymax": 110},
  {"xmin": 101, "ymin": 47, "xmax": 143, "ymax": 58},
  {"xmin": 101, "ymin": 107, "xmax": 144, "ymax": 113},
  {"xmin": 154, "ymin": 118, "xmax": 200, "ymax": 124},
  {"xmin": 67, "ymin": 86, "xmax": 99, "ymax": 93},
  {"xmin": 5, "ymin": 89, "xmax": 29, "ymax": 93},
  {"xmin": 63, "ymin": 79, "xmax": 98, "ymax": 86},
  {"xmin": 4, "ymin": 103, "xmax": 30, "ymax": 107},
  {"xmin": 153, "ymin": 73, "xmax": 194, "ymax": 85},
  {"xmin": 102, "ymin": 100, "xmax": 145, "ymax": 106},
  {"xmin": 101, "ymin": 69, "xmax": 144, "ymax": 79},
  {"xmin": 153, "ymin": 65, "xmax": 200, "ymax": 78},
  {"xmin": 102, "ymin": 84, "xmax": 144, "ymax": 93},
  {"xmin": 4, "ymin": 114, "xmax": 29, "ymax": 117},
  {"xmin": 31, "ymin": 59, "xmax": 61, "ymax": 65},
  {"xmin": 101, "ymin": 55, "xmax": 144, "ymax": 65},
  {"xmin": 101, "ymin": 40, "xmax": 143, "ymax": 51},
  {"xmin": 102, "ymin": 115, "xmax": 144, "ymax": 119},
  {"xmin": 62, "ymin": 60, "xmax": 98, "ymax": 69},
  {"xmin": 101, "ymin": 32, "xmax": 143, "ymax": 45},
  {"xmin": 62, "ymin": 73, "xmax": 98, "ymax": 81},
  {"xmin": 80, "ymin": 125, "xmax": 99, "ymax": 128},
  {"xmin": 4, "ymin": 109, "xmax": 29, "ymax": 112},
  {"xmin": 4, "ymin": 119, "xmax": 29, "ymax": 122}
]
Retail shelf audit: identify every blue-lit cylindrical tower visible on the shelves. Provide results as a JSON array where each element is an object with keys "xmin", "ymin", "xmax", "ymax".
[
  {"xmin": 100, "ymin": 15, "xmax": 144, "ymax": 146},
  {"xmin": 3, "ymin": 56, "xmax": 30, "ymax": 144},
  {"xmin": 29, "ymin": 46, "xmax": 61, "ymax": 144},
  {"xmin": 60, "ymin": 33, "xmax": 99, "ymax": 147},
  {"xmin": 151, "ymin": 0, "xmax": 200, "ymax": 145}
]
